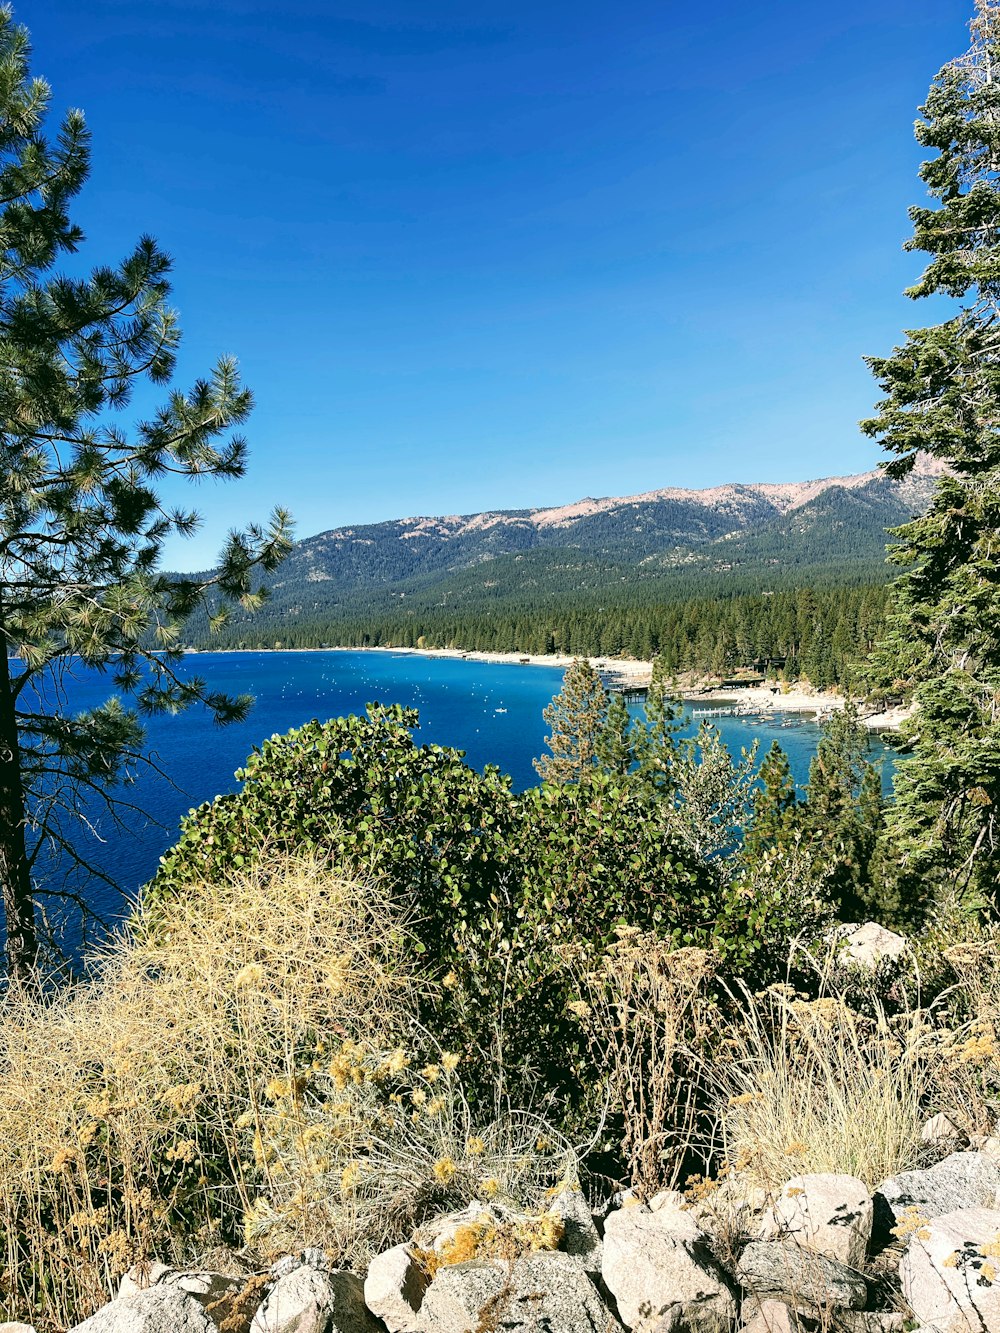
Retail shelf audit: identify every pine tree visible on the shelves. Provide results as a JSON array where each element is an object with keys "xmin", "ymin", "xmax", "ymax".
[
  {"xmin": 801, "ymin": 706, "xmax": 884, "ymax": 920},
  {"xmin": 638, "ymin": 652, "xmax": 684, "ymax": 787},
  {"xmin": 533, "ymin": 658, "xmax": 609, "ymax": 784},
  {"xmin": 744, "ymin": 740, "xmax": 800, "ymax": 864},
  {"xmin": 863, "ymin": 0, "xmax": 1000, "ymax": 912},
  {"xmin": 0, "ymin": 11, "xmax": 292, "ymax": 975},
  {"xmin": 596, "ymin": 688, "xmax": 635, "ymax": 776}
]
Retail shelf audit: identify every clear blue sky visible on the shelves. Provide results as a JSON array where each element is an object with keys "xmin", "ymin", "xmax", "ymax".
[{"xmin": 19, "ymin": 0, "xmax": 971, "ymax": 568}]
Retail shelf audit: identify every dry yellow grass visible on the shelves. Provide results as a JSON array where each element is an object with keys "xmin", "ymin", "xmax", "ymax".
[
  {"xmin": 0, "ymin": 855, "xmax": 573, "ymax": 1330},
  {"xmin": 0, "ymin": 855, "xmax": 415, "ymax": 1327},
  {"xmin": 712, "ymin": 980, "xmax": 931, "ymax": 1193},
  {"xmin": 565, "ymin": 930, "xmax": 717, "ymax": 1195}
]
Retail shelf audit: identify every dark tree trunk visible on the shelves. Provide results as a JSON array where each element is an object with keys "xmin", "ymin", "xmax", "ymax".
[{"xmin": 0, "ymin": 612, "xmax": 36, "ymax": 979}]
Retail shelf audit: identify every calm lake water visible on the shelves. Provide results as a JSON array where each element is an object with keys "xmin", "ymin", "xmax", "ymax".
[{"xmin": 31, "ymin": 650, "xmax": 896, "ymax": 938}]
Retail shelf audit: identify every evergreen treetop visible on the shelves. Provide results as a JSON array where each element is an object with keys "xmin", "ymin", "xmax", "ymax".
[
  {"xmin": 0, "ymin": 8, "xmax": 292, "ymax": 974},
  {"xmin": 863, "ymin": 0, "xmax": 1000, "ymax": 913}
]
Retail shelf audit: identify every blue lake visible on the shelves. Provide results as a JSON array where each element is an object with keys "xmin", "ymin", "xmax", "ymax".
[{"xmin": 31, "ymin": 650, "xmax": 897, "ymax": 936}]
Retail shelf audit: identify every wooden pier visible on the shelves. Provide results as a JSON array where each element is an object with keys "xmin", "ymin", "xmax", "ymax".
[
  {"xmin": 690, "ymin": 704, "xmax": 757, "ymax": 718},
  {"xmin": 596, "ymin": 667, "xmax": 650, "ymax": 702}
]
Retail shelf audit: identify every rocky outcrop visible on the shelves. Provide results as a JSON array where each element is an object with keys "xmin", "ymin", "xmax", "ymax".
[
  {"xmin": 117, "ymin": 1264, "xmax": 244, "ymax": 1326},
  {"xmin": 550, "ymin": 1185, "xmax": 603, "ymax": 1275},
  {"xmin": 899, "ymin": 1205, "xmax": 1000, "ymax": 1332},
  {"xmin": 759, "ymin": 1174, "xmax": 873, "ymax": 1267},
  {"xmin": 921, "ymin": 1115, "xmax": 963, "ymax": 1149},
  {"xmin": 70, "ymin": 1287, "xmax": 217, "ymax": 1332},
  {"xmin": 362, "ymin": 1244, "xmax": 427, "ymax": 1332},
  {"xmin": 251, "ymin": 1257, "xmax": 378, "ymax": 1333},
  {"xmin": 874, "ymin": 1152, "xmax": 1000, "ymax": 1243},
  {"xmin": 833, "ymin": 923, "xmax": 908, "ymax": 969},
  {"xmin": 741, "ymin": 1298, "xmax": 800, "ymax": 1333},
  {"xmin": 737, "ymin": 1240, "xmax": 868, "ymax": 1312},
  {"xmin": 602, "ymin": 1201, "xmax": 738, "ymax": 1331},
  {"xmin": 418, "ymin": 1251, "xmax": 620, "ymax": 1333},
  {"xmin": 55, "ymin": 1137, "xmax": 1000, "ymax": 1333}
]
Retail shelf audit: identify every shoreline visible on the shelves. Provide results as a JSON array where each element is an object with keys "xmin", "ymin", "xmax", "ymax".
[{"xmin": 189, "ymin": 643, "xmax": 907, "ymax": 732}]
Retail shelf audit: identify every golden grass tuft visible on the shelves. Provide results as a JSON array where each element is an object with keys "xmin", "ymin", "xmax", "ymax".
[
  {"xmin": 0, "ymin": 855, "xmax": 573, "ymax": 1330},
  {"xmin": 0, "ymin": 855, "xmax": 416, "ymax": 1328},
  {"xmin": 565, "ymin": 930, "xmax": 718, "ymax": 1196},
  {"xmin": 711, "ymin": 980, "xmax": 931, "ymax": 1192}
]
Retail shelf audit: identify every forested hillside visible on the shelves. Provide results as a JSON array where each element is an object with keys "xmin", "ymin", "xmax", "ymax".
[
  {"xmin": 202, "ymin": 584, "xmax": 886, "ymax": 688},
  {"xmin": 183, "ymin": 459, "xmax": 938, "ymax": 686}
]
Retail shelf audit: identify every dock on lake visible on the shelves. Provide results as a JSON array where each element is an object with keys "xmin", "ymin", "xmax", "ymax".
[{"xmin": 595, "ymin": 665, "xmax": 651, "ymax": 701}]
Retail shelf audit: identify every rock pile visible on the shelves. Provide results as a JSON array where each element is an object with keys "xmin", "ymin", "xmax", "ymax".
[{"xmin": 14, "ymin": 1135, "xmax": 1000, "ymax": 1333}]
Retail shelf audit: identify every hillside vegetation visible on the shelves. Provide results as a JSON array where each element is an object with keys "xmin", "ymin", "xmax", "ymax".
[
  {"xmin": 178, "ymin": 461, "xmax": 939, "ymax": 685},
  {"xmin": 10, "ymin": 0, "xmax": 1000, "ymax": 1327},
  {"xmin": 2, "ymin": 681, "xmax": 996, "ymax": 1330}
]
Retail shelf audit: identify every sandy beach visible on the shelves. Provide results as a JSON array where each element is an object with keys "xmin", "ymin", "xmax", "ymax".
[
  {"xmin": 360, "ymin": 645, "xmax": 908, "ymax": 731},
  {"xmin": 194, "ymin": 643, "xmax": 908, "ymax": 732}
]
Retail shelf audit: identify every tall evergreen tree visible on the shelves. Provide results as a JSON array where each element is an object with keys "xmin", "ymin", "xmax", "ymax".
[
  {"xmin": 638, "ymin": 652, "xmax": 684, "ymax": 787},
  {"xmin": 744, "ymin": 740, "xmax": 800, "ymax": 865},
  {"xmin": 596, "ymin": 688, "xmax": 636, "ymax": 776},
  {"xmin": 0, "ymin": 11, "xmax": 291, "ymax": 975},
  {"xmin": 863, "ymin": 0, "xmax": 1000, "ymax": 913},
  {"xmin": 802, "ymin": 707, "xmax": 884, "ymax": 920},
  {"xmin": 533, "ymin": 658, "xmax": 609, "ymax": 784}
]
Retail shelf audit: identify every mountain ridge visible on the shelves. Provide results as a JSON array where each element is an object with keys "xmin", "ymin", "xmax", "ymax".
[
  {"xmin": 327, "ymin": 455, "xmax": 944, "ymax": 541},
  {"xmin": 185, "ymin": 455, "xmax": 944, "ymax": 645}
]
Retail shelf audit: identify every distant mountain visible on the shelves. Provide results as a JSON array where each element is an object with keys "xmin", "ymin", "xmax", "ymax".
[{"xmin": 186, "ymin": 456, "xmax": 944, "ymax": 639}]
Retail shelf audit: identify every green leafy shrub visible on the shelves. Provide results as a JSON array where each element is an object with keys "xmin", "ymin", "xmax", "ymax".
[
  {"xmin": 152, "ymin": 703, "xmax": 518, "ymax": 942},
  {"xmin": 150, "ymin": 705, "xmax": 837, "ymax": 1134},
  {"xmin": 152, "ymin": 710, "xmax": 724, "ymax": 1113}
]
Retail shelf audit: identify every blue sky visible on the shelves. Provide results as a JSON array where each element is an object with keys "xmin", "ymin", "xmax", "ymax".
[{"xmin": 20, "ymin": 0, "xmax": 971, "ymax": 568}]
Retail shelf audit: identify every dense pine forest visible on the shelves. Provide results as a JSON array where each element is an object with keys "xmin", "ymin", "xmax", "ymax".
[
  {"xmin": 176, "ymin": 460, "xmax": 927, "ymax": 688},
  {"xmin": 195, "ymin": 581, "xmax": 890, "ymax": 691}
]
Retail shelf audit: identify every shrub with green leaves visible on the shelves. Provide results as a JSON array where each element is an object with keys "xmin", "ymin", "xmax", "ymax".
[
  {"xmin": 152, "ymin": 702, "xmax": 518, "ymax": 943},
  {"xmin": 150, "ymin": 704, "xmax": 832, "ymax": 1123}
]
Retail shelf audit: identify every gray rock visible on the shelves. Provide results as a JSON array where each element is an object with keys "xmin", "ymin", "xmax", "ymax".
[
  {"xmin": 745, "ymin": 1308, "xmax": 903, "ymax": 1333},
  {"xmin": 0, "ymin": 1323, "xmax": 39, "ymax": 1333},
  {"xmin": 741, "ymin": 1297, "xmax": 800, "ymax": 1332},
  {"xmin": 921, "ymin": 1115, "xmax": 962, "ymax": 1148},
  {"xmin": 269, "ymin": 1250, "xmax": 331, "ymax": 1280},
  {"xmin": 411, "ymin": 1201, "xmax": 512, "ymax": 1255},
  {"xmin": 644, "ymin": 1192, "xmax": 703, "ymax": 1241},
  {"xmin": 736, "ymin": 1241, "xmax": 867, "ymax": 1312},
  {"xmin": 363, "ymin": 1244, "xmax": 427, "ymax": 1332},
  {"xmin": 117, "ymin": 1264, "xmax": 244, "ymax": 1325},
  {"xmin": 251, "ymin": 1266, "xmax": 379, "ymax": 1333},
  {"xmin": 70, "ymin": 1287, "xmax": 216, "ymax": 1332},
  {"xmin": 602, "ymin": 1205, "xmax": 737, "ymax": 1331},
  {"xmin": 418, "ymin": 1251, "xmax": 619, "ymax": 1333},
  {"xmin": 270, "ymin": 1256, "xmax": 304, "ymax": 1280},
  {"xmin": 118, "ymin": 1263, "xmax": 174, "ymax": 1297},
  {"xmin": 834, "ymin": 923, "xmax": 908, "ymax": 968},
  {"xmin": 759, "ymin": 1174, "xmax": 873, "ymax": 1267},
  {"xmin": 899, "ymin": 1205, "xmax": 1000, "ymax": 1333},
  {"xmin": 549, "ymin": 1187, "xmax": 603, "ymax": 1275},
  {"xmin": 874, "ymin": 1153, "xmax": 1000, "ymax": 1244},
  {"xmin": 829, "ymin": 1316, "xmax": 906, "ymax": 1332}
]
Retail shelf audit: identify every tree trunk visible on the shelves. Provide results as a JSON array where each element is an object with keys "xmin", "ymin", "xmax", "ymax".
[{"xmin": 0, "ymin": 610, "xmax": 36, "ymax": 979}]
